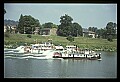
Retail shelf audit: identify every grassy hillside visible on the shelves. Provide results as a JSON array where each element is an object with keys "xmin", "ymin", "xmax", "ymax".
[{"xmin": 4, "ymin": 34, "xmax": 117, "ymax": 51}]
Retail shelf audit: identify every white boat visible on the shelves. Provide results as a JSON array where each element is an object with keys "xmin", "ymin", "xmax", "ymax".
[
  {"xmin": 53, "ymin": 45, "xmax": 102, "ymax": 60},
  {"xmin": 4, "ymin": 42, "xmax": 54, "ymax": 54},
  {"xmin": 4, "ymin": 46, "xmax": 25, "ymax": 54}
]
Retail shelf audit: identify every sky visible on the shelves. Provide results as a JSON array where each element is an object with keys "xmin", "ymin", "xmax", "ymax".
[{"xmin": 4, "ymin": 3, "xmax": 117, "ymax": 28}]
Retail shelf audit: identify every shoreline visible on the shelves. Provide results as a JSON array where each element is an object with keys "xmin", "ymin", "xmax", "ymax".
[{"xmin": 4, "ymin": 44, "xmax": 117, "ymax": 52}]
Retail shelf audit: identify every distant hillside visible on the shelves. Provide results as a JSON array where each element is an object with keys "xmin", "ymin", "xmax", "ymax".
[{"xmin": 4, "ymin": 19, "xmax": 18, "ymax": 26}]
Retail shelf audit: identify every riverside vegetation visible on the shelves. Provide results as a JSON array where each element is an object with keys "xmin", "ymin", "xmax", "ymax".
[{"xmin": 4, "ymin": 34, "xmax": 117, "ymax": 52}]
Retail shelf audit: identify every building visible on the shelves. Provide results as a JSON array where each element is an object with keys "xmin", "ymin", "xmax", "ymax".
[
  {"xmin": 40, "ymin": 28, "xmax": 57, "ymax": 36},
  {"xmin": 4, "ymin": 25, "xmax": 16, "ymax": 34},
  {"xmin": 34, "ymin": 27, "xmax": 40, "ymax": 35},
  {"xmin": 40, "ymin": 28, "xmax": 51, "ymax": 35},
  {"xmin": 82, "ymin": 28, "xmax": 96, "ymax": 38},
  {"xmin": 4, "ymin": 25, "xmax": 7, "ymax": 32}
]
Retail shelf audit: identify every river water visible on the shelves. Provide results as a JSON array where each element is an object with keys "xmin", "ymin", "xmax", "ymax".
[{"xmin": 4, "ymin": 51, "xmax": 117, "ymax": 78}]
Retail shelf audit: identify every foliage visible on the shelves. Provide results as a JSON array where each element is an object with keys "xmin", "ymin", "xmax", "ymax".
[
  {"xmin": 4, "ymin": 32, "xmax": 10, "ymax": 38},
  {"xmin": 57, "ymin": 14, "xmax": 83, "ymax": 37},
  {"xmin": 88, "ymin": 27, "xmax": 97, "ymax": 32},
  {"xmin": 66, "ymin": 35, "xmax": 74, "ymax": 42},
  {"xmin": 17, "ymin": 14, "xmax": 41, "ymax": 34},
  {"xmin": 107, "ymin": 35, "xmax": 113, "ymax": 42},
  {"xmin": 96, "ymin": 28, "xmax": 107, "ymax": 39},
  {"xmin": 57, "ymin": 14, "xmax": 73, "ymax": 36},
  {"xmin": 72, "ymin": 22, "xmax": 83, "ymax": 36},
  {"xmin": 42, "ymin": 22, "xmax": 58, "ymax": 29},
  {"xmin": 27, "ymin": 34, "xmax": 32, "ymax": 38},
  {"xmin": 4, "ymin": 34, "xmax": 117, "ymax": 51},
  {"xmin": 106, "ymin": 22, "xmax": 117, "ymax": 39}
]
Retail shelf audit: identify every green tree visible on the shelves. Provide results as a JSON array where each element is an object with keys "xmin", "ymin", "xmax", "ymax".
[
  {"xmin": 96, "ymin": 28, "xmax": 106, "ymax": 39},
  {"xmin": 17, "ymin": 14, "xmax": 24, "ymax": 33},
  {"xmin": 42, "ymin": 22, "xmax": 53, "ymax": 28},
  {"xmin": 88, "ymin": 27, "xmax": 92, "ymax": 31},
  {"xmin": 52, "ymin": 24, "xmax": 58, "ymax": 28},
  {"xmin": 17, "ymin": 14, "xmax": 41, "ymax": 34},
  {"xmin": 106, "ymin": 22, "xmax": 117, "ymax": 40},
  {"xmin": 57, "ymin": 14, "xmax": 73, "ymax": 36},
  {"xmin": 57, "ymin": 14, "xmax": 82, "ymax": 37},
  {"xmin": 72, "ymin": 22, "xmax": 83, "ymax": 37}
]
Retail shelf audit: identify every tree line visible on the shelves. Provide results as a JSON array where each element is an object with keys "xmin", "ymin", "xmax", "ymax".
[{"xmin": 4, "ymin": 9, "xmax": 117, "ymax": 41}]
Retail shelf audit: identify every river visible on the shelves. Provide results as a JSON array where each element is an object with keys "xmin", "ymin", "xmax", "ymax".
[{"xmin": 4, "ymin": 51, "xmax": 117, "ymax": 78}]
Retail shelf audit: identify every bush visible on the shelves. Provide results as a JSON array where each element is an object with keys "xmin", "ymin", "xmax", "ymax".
[
  {"xmin": 4, "ymin": 32, "xmax": 10, "ymax": 37},
  {"xmin": 107, "ymin": 35, "xmax": 113, "ymax": 42},
  {"xmin": 27, "ymin": 34, "xmax": 32, "ymax": 38},
  {"xmin": 66, "ymin": 35, "xmax": 74, "ymax": 42}
]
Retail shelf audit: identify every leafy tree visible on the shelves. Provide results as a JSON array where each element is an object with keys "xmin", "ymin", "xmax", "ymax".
[
  {"xmin": 106, "ymin": 22, "xmax": 117, "ymax": 40},
  {"xmin": 57, "ymin": 14, "xmax": 82, "ymax": 37},
  {"xmin": 17, "ymin": 14, "xmax": 24, "ymax": 33},
  {"xmin": 17, "ymin": 14, "xmax": 41, "ymax": 34},
  {"xmin": 52, "ymin": 24, "xmax": 58, "ymax": 28},
  {"xmin": 96, "ymin": 28, "xmax": 106, "ymax": 39},
  {"xmin": 42, "ymin": 22, "xmax": 53, "ymax": 28},
  {"xmin": 88, "ymin": 27, "xmax": 92, "ymax": 31},
  {"xmin": 72, "ymin": 22, "xmax": 83, "ymax": 37},
  {"xmin": 57, "ymin": 14, "xmax": 73, "ymax": 36},
  {"xmin": 60, "ymin": 14, "xmax": 73, "ymax": 25}
]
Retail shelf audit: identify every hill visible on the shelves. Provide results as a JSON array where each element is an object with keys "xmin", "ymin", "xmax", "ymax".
[
  {"xmin": 4, "ymin": 34, "xmax": 117, "ymax": 51},
  {"xmin": 4, "ymin": 19, "xmax": 18, "ymax": 26}
]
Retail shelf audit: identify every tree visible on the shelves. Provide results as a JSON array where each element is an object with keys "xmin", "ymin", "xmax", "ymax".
[
  {"xmin": 96, "ymin": 28, "xmax": 107, "ymax": 39},
  {"xmin": 57, "ymin": 14, "xmax": 82, "ymax": 37},
  {"xmin": 17, "ymin": 14, "xmax": 41, "ymax": 34},
  {"xmin": 17, "ymin": 14, "xmax": 24, "ymax": 33},
  {"xmin": 57, "ymin": 14, "xmax": 73, "ymax": 36},
  {"xmin": 106, "ymin": 22, "xmax": 117, "ymax": 40},
  {"xmin": 42, "ymin": 22, "xmax": 53, "ymax": 28},
  {"xmin": 88, "ymin": 27, "xmax": 92, "ymax": 31},
  {"xmin": 72, "ymin": 22, "xmax": 83, "ymax": 37}
]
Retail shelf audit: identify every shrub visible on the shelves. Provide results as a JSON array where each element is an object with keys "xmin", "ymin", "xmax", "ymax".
[
  {"xmin": 27, "ymin": 34, "xmax": 32, "ymax": 38},
  {"xmin": 66, "ymin": 35, "xmax": 74, "ymax": 42},
  {"xmin": 107, "ymin": 35, "xmax": 113, "ymax": 42},
  {"xmin": 4, "ymin": 32, "xmax": 10, "ymax": 37}
]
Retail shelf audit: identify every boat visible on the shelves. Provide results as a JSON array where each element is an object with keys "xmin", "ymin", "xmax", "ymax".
[
  {"xmin": 4, "ymin": 43, "xmax": 102, "ymax": 60},
  {"xmin": 52, "ymin": 45, "xmax": 102, "ymax": 60},
  {"xmin": 4, "ymin": 42, "xmax": 54, "ymax": 54}
]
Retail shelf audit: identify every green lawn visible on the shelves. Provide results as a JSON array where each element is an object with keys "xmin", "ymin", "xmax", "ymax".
[{"xmin": 4, "ymin": 34, "xmax": 117, "ymax": 51}]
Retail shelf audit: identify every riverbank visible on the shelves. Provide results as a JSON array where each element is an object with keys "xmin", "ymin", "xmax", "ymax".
[{"xmin": 4, "ymin": 34, "xmax": 117, "ymax": 51}]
